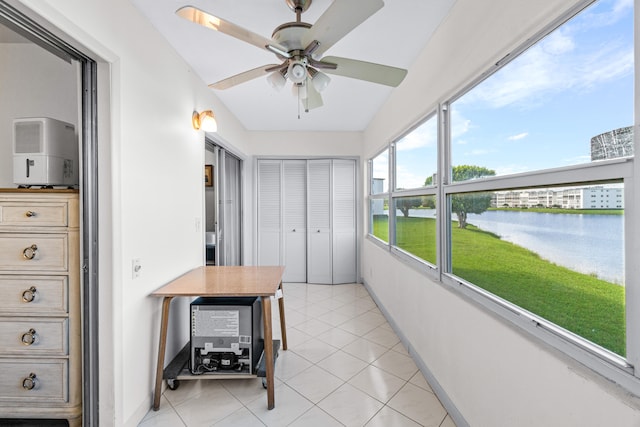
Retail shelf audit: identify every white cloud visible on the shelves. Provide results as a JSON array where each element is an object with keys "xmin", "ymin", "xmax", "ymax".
[
  {"xmin": 465, "ymin": 149, "xmax": 491, "ymax": 156},
  {"xmin": 450, "ymin": 109, "xmax": 472, "ymax": 140},
  {"xmin": 396, "ymin": 119, "xmax": 437, "ymax": 151},
  {"xmin": 458, "ymin": 1, "xmax": 633, "ymax": 110},
  {"xmin": 396, "ymin": 165, "xmax": 430, "ymax": 189},
  {"xmin": 508, "ymin": 132, "xmax": 528, "ymax": 141},
  {"xmin": 372, "ymin": 151, "xmax": 389, "ymax": 183}
]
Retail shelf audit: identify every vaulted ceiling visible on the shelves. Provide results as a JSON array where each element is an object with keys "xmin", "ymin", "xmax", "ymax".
[{"xmin": 131, "ymin": 0, "xmax": 457, "ymax": 131}]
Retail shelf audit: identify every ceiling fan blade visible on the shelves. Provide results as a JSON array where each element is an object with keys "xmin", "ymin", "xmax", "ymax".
[
  {"xmin": 320, "ymin": 56, "xmax": 407, "ymax": 87},
  {"xmin": 176, "ymin": 6, "xmax": 286, "ymax": 54},
  {"xmin": 302, "ymin": 0, "xmax": 384, "ymax": 57},
  {"xmin": 303, "ymin": 81, "xmax": 323, "ymax": 111},
  {"xmin": 209, "ymin": 64, "xmax": 281, "ymax": 90}
]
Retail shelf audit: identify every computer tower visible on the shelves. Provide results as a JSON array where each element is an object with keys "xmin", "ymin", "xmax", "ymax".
[{"xmin": 190, "ymin": 297, "xmax": 262, "ymax": 375}]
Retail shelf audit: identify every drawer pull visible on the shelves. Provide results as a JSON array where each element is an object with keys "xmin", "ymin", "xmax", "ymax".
[
  {"xmin": 22, "ymin": 245, "xmax": 38, "ymax": 260},
  {"xmin": 22, "ymin": 373, "xmax": 37, "ymax": 390},
  {"xmin": 25, "ymin": 211, "xmax": 36, "ymax": 218},
  {"xmin": 21, "ymin": 328, "xmax": 37, "ymax": 345},
  {"xmin": 22, "ymin": 286, "xmax": 37, "ymax": 303}
]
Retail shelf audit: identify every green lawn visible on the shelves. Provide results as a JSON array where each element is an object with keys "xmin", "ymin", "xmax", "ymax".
[{"xmin": 373, "ymin": 215, "xmax": 625, "ymax": 356}]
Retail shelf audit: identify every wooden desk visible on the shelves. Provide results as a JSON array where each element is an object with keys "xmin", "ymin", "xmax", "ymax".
[{"xmin": 151, "ymin": 266, "xmax": 287, "ymax": 410}]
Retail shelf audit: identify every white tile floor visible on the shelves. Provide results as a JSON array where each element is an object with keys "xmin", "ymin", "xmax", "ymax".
[{"xmin": 140, "ymin": 282, "xmax": 457, "ymax": 427}]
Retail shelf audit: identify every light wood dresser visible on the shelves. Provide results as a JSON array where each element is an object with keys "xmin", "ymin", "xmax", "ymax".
[{"xmin": 0, "ymin": 189, "xmax": 81, "ymax": 426}]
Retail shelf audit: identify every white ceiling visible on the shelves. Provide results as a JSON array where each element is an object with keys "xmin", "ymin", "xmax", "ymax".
[{"xmin": 131, "ymin": 0, "xmax": 456, "ymax": 131}]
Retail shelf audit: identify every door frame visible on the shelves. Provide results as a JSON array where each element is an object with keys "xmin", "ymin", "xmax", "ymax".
[{"xmin": 0, "ymin": 4, "xmax": 100, "ymax": 425}]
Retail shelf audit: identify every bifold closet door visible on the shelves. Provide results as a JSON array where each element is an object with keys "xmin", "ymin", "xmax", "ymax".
[
  {"xmin": 283, "ymin": 160, "xmax": 307, "ymax": 282},
  {"xmin": 332, "ymin": 159, "xmax": 356, "ymax": 283},
  {"xmin": 307, "ymin": 159, "xmax": 333, "ymax": 284},
  {"xmin": 257, "ymin": 160, "xmax": 282, "ymax": 266},
  {"xmin": 258, "ymin": 158, "xmax": 356, "ymax": 284}
]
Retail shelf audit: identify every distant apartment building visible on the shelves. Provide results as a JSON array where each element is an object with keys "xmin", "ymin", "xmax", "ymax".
[
  {"xmin": 371, "ymin": 178, "xmax": 385, "ymax": 215},
  {"xmin": 492, "ymin": 186, "xmax": 624, "ymax": 209},
  {"xmin": 591, "ymin": 126, "xmax": 634, "ymax": 161}
]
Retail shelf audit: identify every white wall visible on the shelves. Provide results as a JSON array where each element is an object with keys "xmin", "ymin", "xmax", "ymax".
[
  {"xmin": 13, "ymin": 0, "xmax": 251, "ymax": 425},
  {"xmin": 9, "ymin": 0, "xmax": 640, "ymax": 425},
  {"xmin": 0, "ymin": 43, "xmax": 78, "ymax": 187},
  {"xmin": 361, "ymin": 0, "xmax": 640, "ymax": 426},
  {"xmin": 248, "ymin": 131, "xmax": 363, "ymax": 157}
]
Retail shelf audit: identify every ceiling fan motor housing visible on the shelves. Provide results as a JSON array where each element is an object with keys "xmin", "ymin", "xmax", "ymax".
[
  {"xmin": 285, "ymin": 0, "xmax": 312, "ymax": 14},
  {"xmin": 288, "ymin": 59, "xmax": 308, "ymax": 84}
]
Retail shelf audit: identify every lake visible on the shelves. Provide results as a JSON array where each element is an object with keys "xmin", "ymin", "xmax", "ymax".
[{"xmin": 397, "ymin": 209, "xmax": 624, "ymax": 284}]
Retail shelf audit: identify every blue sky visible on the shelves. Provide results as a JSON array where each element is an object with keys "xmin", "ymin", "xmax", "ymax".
[{"xmin": 379, "ymin": 0, "xmax": 634, "ymax": 189}]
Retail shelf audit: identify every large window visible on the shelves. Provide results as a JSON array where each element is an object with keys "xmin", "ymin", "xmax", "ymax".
[
  {"xmin": 369, "ymin": 148, "xmax": 389, "ymax": 242},
  {"xmin": 395, "ymin": 116, "xmax": 438, "ymax": 190},
  {"xmin": 450, "ymin": 0, "xmax": 633, "ymax": 180},
  {"xmin": 450, "ymin": 184, "xmax": 625, "ymax": 355},
  {"xmin": 368, "ymin": 0, "xmax": 634, "ymax": 367}
]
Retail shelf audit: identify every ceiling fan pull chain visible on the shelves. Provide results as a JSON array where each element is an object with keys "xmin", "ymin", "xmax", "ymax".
[{"xmin": 297, "ymin": 85, "xmax": 301, "ymax": 119}]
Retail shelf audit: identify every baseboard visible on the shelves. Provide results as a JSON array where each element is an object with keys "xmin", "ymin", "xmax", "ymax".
[{"xmin": 362, "ymin": 279, "xmax": 470, "ymax": 427}]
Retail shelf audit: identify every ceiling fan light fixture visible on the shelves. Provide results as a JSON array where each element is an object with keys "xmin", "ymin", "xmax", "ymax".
[
  {"xmin": 192, "ymin": 110, "xmax": 218, "ymax": 132},
  {"xmin": 287, "ymin": 61, "xmax": 307, "ymax": 84},
  {"xmin": 309, "ymin": 68, "xmax": 331, "ymax": 92},
  {"xmin": 267, "ymin": 69, "xmax": 287, "ymax": 91}
]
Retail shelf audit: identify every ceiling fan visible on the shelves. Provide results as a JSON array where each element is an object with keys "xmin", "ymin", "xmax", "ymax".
[{"xmin": 176, "ymin": 0, "xmax": 408, "ymax": 112}]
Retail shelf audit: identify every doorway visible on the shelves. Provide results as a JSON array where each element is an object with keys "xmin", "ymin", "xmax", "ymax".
[
  {"xmin": 205, "ymin": 140, "xmax": 243, "ymax": 266},
  {"xmin": 0, "ymin": 3, "xmax": 100, "ymax": 425}
]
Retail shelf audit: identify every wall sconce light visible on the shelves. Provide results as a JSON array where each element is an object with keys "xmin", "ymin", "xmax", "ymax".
[{"xmin": 192, "ymin": 110, "xmax": 218, "ymax": 132}]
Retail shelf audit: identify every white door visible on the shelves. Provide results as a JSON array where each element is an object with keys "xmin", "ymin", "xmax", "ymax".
[
  {"xmin": 332, "ymin": 159, "xmax": 357, "ymax": 283},
  {"xmin": 257, "ymin": 160, "xmax": 282, "ymax": 266},
  {"xmin": 307, "ymin": 159, "xmax": 332, "ymax": 284},
  {"xmin": 283, "ymin": 160, "xmax": 307, "ymax": 282}
]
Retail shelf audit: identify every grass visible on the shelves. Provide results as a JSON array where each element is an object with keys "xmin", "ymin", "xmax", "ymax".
[{"xmin": 372, "ymin": 215, "xmax": 625, "ymax": 356}]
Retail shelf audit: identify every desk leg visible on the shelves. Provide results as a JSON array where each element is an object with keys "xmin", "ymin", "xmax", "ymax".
[
  {"xmin": 262, "ymin": 296, "xmax": 275, "ymax": 410},
  {"xmin": 277, "ymin": 281, "xmax": 288, "ymax": 351},
  {"xmin": 153, "ymin": 296, "xmax": 174, "ymax": 411}
]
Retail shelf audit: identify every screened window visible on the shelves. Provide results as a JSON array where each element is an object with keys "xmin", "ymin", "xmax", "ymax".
[
  {"xmin": 445, "ymin": 0, "xmax": 632, "ymax": 357},
  {"xmin": 369, "ymin": 148, "xmax": 390, "ymax": 242},
  {"xmin": 395, "ymin": 115, "xmax": 438, "ymax": 190},
  {"xmin": 370, "ymin": 197, "xmax": 389, "ymax": 243},
  {"xmin": 450, "ymin": 184, "xmax": 625, "ymax": 355},
  {"xmin": 394, "ymin": 195, "xmax": 436, "ymax": 265},
  {"xmin": 367, "ymin": 0, "xmax": 634, "ymax": 370},
  {"xmin": 371, "ymin": 149, "xmax": 389, "ymax": 194},
  {"xmin": 450, "ymin": 0, "xmax": 633, "ymax": 181}
]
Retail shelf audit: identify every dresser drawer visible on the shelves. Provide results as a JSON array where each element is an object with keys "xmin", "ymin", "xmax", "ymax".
[
  {"xmin": 0, "ymin": 276, "xmax": 68, "ymax": 314},
  {"xmin": 0, "ymin": 359, "xmax": 68, "ymax": 403},
  {"xmin": 0, "ymin": 202, "xmax": 68, "ymax": 227},
  {"xmin": 0, "ymin": 234, "xmax": 68, "ymax": 272},
  {"xmin": 0, "ymin": 318, "xmax": 68, "ymax": 355}
]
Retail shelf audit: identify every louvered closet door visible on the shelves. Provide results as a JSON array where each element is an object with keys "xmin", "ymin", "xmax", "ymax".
[
  {"xmin": 307, "ymin": 159, "xmax": 332, "ymax": 284},
  {"xmin": 332, "ymin": 159, "xmax": 357, "ymax": 283},
  {"xmin": 283, "ymin": 160, "xmax": 307, "ymax": 282},
  {"xmin": 257, "ymin": 160, "xmax": 282, "ymax": 266}
]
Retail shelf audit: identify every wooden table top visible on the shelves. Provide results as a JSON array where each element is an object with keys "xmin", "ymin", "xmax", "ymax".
[{"xmin": 151, "ymin": 266, "xmax": 286, "ymax": 297}]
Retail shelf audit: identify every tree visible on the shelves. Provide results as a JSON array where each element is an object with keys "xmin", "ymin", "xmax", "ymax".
[
  {"xmin": 451, "ymin": 165, "xmax": 495, "ymax": 228},
  {"xmin": 396, "ymin": 197, "xmax": 422, "ymax": 218}
]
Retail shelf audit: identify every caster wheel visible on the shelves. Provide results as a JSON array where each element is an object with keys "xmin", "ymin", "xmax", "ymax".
[
  {"xmin": 262, "ymin": 378, "xmax": 267, "ymax": 389},
  {"xmin": 167, "ymin": 379, "xmax": 180, "ymax": 390}
]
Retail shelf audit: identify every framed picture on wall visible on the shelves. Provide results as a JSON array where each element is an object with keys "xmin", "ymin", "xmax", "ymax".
[{"xmin": 204, "ymin": 164, "xmax": 213, "ymax": 187}]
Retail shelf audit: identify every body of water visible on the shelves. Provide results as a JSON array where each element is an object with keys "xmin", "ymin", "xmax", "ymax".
[{"xmin": 394, "ymin": 208, "xmax": 624, "ymax": 284}]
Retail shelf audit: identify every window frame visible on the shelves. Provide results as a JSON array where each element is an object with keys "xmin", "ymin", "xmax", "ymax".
[{"xmin": 366, "ymin": 0, "xmax": 640, "ymax": 395}]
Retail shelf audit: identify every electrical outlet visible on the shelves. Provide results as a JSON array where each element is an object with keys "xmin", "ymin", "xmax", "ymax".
[{"xmin": 132, "ymin": 258, "xmax": 142, "ymax": 279}]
